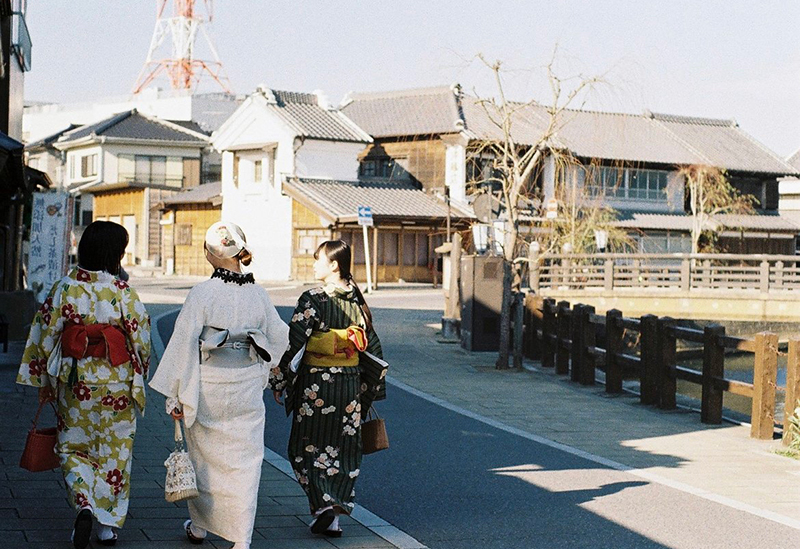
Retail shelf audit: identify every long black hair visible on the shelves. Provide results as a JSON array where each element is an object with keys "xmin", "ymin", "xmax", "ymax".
[
  {"xmin": 77, "ymin": 221, "xmax": 129, "ymax": 276},
  {"xmin": 315, "ymin": 240, "xmax": 373, "ymax": 331}
]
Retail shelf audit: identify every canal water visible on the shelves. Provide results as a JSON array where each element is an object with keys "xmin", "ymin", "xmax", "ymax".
[{"xmin": 680, "ymin": 353, "xmax": 789, "ymax": 423}]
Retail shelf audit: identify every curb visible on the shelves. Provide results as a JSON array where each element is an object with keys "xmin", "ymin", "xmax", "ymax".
[{"xmin": 150, "ymin": 307, "xmax": 428, "ymax": 549}]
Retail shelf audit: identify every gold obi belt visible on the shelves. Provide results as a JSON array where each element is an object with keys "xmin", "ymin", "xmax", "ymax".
[{"xmin": 303, "ymin": 326, "xmax": 368, "ymax": 367}]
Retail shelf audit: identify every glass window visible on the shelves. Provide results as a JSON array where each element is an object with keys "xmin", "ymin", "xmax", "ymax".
[
  {"xmin": 403, "ymin": 233, "xmax": 416, "ymax": 266},
  {"xmin": 80, "ymin": 154, "xmax": 97, "ymax": 177},
  {"xmin": 383, "ymin": 232, "xmax": 399, "ymax": 266},
  {"xmin": 416, "ymin": 234, "xmax": 429, "ymax": 267},
  {"xmin": 254, "ymin": 160, "xmax": 262, "ymax": 182}
]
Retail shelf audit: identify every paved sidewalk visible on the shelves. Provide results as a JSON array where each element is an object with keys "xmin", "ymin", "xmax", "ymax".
[
  {"xmin": 378, "ymin": 307, "xmax": 800, "ymax": 529},
  {"xmin": 0, "ymin": 334, "xmax": 411, "ymax": 548}
]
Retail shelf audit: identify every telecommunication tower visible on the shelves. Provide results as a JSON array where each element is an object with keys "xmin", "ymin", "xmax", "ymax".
[{"xmin": 133, "ymin": 0, "xmax": 233, "ymax": 94}]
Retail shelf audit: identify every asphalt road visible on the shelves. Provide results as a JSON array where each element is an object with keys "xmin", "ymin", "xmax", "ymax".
[{"xmin": 157, "ymin": 306, "xmax": 800, "ymax": 549}]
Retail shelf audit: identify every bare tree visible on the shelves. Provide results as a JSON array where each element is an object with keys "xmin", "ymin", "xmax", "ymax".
[
  {"xmin": 469, "ymin": 53, "xmax": 607, "ymax": 369},
  {"xmin": 681, "ymin": 165, "xmax": 756, "ymax": 254}
]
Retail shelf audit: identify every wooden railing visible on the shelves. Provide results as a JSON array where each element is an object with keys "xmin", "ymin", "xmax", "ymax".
[
  {"xmin": 530, "ymin": 253, "xmax": 800, "ymax": 293},
  {"xmin": 523, "ymin": 296, "xmax": 800, "ymax": 442}
]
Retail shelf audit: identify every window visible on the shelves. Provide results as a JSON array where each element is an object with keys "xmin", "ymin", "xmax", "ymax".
[
  {"xmin": 80, "ymin": 154, "xmax": 97, "ymax": 177},
  {"xmin": 383, "ymin": 232, "xmax": 399, "ymax": 266},
  {"xmin": 359, "ymin": 157, "xmax": 409, "ymax": 180},
  {"xmin": 403, "ymin": 233, "xmax": 416, "ymax": 266},
  {"xmin": 69, "ymin": 156, "xmax": 75, "ymax": 179},
  {"xmin": 254, "ymin": 160, "xmax": 263, "ymax": 182},
  {"xmin": 588, "ymin": 166, "xmax": 668, "ymax": 202},
  {"xmin": 119, "ymin": 154, "xmax": 180, "ymax": 185}
]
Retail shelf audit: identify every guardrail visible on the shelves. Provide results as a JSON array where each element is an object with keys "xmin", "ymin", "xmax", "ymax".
[
  {"xmin": 530, "ymin": 253, "xmax": 800, "ymax": 293},
  {"xmin": 523, "ymin": 296, "xmax": 800, "ymax": 442}
]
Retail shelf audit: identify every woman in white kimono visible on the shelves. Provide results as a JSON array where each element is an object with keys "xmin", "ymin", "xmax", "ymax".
[{"xmin": 149, "ymin": 222, "xmax": 288, "ymax": 549}]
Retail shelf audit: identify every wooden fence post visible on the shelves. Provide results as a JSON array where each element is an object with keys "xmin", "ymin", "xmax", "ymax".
[
  {"xmin": 640, "ymin": 314, "xmax": 659, "ymax": 405},
  {"xmin": 701, "ymin": 324, "xmax": 725, "ymax": 424},
  {"xmin": 523, "ymin": 293, "xmax": 541, "ymax": 360},
  {"xmin": 680, "ymin": 259, "xmax": 690, "ymax": 291},
  {"xmin": 570, "ymin": 304, "xmax": 585, "ymax": 383},
  {"xmin": 603, "ymin": 260, "xmax": 614, "ymax": 291},
  {"xmin": 513, "ymin": 292, "xmax": 525, "ymax": 370},
  {"xmin": 784, "ymin": 338, "xmax": 800, "ymax": 446},
  {"xmin": 556, "ymin": 301, "xmax": 571, "ymax": 375},
  {"xmin": 759, "ymin": 261, "xmax": 770, "ymax": 293},
  {"xmin": 751, "ymin": 331, "xmax": 778, "ymax": 439},
  {"xmin": 605, "ymin": 309, "xmax": 623, "ymax": 394},
  {"xmin": 580, "ymin": 305, "xmax": 596, "ymax": 386},
  {"xmin": 658, "ymin": 317, "xmax": 677, "ymax": 410},
  {"xmin": 541, "ymin": 298, "xmax": 556, "ymax": 369},
  {"xmin": 775, "ymin": 261, "xmax": 784, "ymax": 291}
]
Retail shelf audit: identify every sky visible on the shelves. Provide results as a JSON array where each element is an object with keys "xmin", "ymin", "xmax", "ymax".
[{"xmin": 23, "ymin": 0, "xmax": 800, "ymax": 158}]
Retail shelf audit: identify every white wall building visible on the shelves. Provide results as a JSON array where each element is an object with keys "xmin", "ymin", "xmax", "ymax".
[
  {"xmin": 24, "ymin": 88, "xmax": 241, "ymax": 144},
  {"xmin": 211, "ymin": 87, "xmax": 372, "ymax": 281}
]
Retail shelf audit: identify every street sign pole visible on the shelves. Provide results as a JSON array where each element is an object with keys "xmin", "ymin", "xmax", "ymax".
[
  {"xmin": 362, "ymin": 224, "xmax": 373, "ymax": 293},
  {"xmin": 358, "ymin": 206, "xmax": 374, "ymax": 293}
]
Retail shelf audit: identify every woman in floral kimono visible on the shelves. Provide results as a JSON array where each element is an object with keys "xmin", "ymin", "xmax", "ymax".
[
  {"xmin": 17, "ymin": 221, "xmax": 150, "ymax": 549},
  {"xmin": 270, "ymin": 240, "xmax": 388, "ymax": 537},
  {"xmin": 149, "ymin": 222, "xmax": 288, "ymax": 549}
]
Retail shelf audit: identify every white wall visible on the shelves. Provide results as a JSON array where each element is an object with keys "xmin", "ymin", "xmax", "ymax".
[
  {"xmin": 215, "ymin": 105, "xmax": 297, "ymax": 281},
  {"xmin": 294, "ymin": 139, "xmax": 362, "ymax": 180}
]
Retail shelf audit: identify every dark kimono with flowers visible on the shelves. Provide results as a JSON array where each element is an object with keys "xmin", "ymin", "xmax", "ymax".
[
  {"xmin": 17, "ymin": 267, "xmax": 150, "ymax": 528},
  {"xmin": 269, "ymin": 285, "xmax": 386, "ymax": 515}
]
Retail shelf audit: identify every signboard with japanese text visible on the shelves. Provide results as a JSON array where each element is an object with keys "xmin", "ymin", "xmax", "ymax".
[{"xmin": 27, "ymin": 192, "xmax": 72, "ymax": 302}]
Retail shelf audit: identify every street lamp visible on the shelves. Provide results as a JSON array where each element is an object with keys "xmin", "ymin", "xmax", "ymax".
[{"xmin": 594, "ymin": 229, "xmax": 608, "ymax": 254}]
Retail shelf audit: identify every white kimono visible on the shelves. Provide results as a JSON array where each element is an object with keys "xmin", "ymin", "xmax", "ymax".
[{"xmin": 149, "ymin": 275, "xmax": 288, "ymax": 544}]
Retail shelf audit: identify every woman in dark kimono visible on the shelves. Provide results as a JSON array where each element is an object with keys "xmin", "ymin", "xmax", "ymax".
[{"xmin": 269, "ymin": 240, "xmax": 387, "ymax": 537}]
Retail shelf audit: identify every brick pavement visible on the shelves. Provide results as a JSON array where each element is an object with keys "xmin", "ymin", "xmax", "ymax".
[{"xmin": 0, "ymin": 332, "xmax": 412, "ymax": 548}]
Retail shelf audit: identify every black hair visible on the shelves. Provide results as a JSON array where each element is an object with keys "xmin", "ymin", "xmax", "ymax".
[
  {"xmin": 314, "ymin": 240, "xmax": 373, "ymax": 331},
  {"xmin": 77, "ymin": 221, "xmax": 129, "ymax": 276}
]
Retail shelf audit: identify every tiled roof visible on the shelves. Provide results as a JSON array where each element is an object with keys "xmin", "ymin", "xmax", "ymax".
[
  {"xmin": 649, "ymin": 113, "xmax": 794, "ymax": 175},
  {"xmin": 786, "ymin": 149, "xmax": 800, "ymax": 171},
  {"xmin": 341, "ymin": 86, "xmax": 463, "ymax": 137},
  {"xmin": 57, "ymin": 110, "xmax": 209, "ymax": 146},
  {"xmin": 162, "ymin": 181, "xmax": 221, "ymax": 206},
  {"xmin": 283, "ymin": 177, "xmax": 474, "ymax": 223},
  {"xmin": 612, "ymin": 212, "xmax": 800, "ymax": 232},
  {"xmin": 26, "ymin": 124, "xmax": 80, "ymax": 150},
  {"xmin": 259, "ymin": 88, "xmax": 371, "ymax": 143},
  {"xmin": 342, "ymin": 85, "xmax": 797, "ymax": 175}
]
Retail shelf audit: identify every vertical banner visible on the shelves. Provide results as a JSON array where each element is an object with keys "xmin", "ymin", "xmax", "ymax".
[{"xmin": 28, "ymin": 192, "xmax": 72, "ymax": 302}]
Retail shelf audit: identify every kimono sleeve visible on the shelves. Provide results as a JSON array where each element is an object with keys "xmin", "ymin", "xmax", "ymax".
[
  {"xmin": 148, "ymin": 286, "xmax": 205, "ymax": 427},
  {"xmin": 17, "ymin": 278, "xmax": 65, "ymax": 388},
  {"xmin": 269, "ymin": 292, "xmax": 320, "ymax": 392},
  {"xmin": 360, "ymin": 324, "xmax": 388, "ymax": 412},
  {"xmin": 258, "ymin": 289, "xmax": 289, "ymax": 366},
  {"xmin": 121, "ymin": 286, "xmax": 151, "ymax": 379}
]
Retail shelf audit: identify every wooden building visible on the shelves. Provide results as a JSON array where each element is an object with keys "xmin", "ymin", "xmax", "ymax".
[
  {"xmin": 54, "ymin": 110, "xmax": 210, "ymax": 266},
  {"xmin": 283, "ymin": 176, "xmax": 472, "ymax": 283},
  {"xmin": 159, "ymin": 181, "xmax": 221, "ymax": 276}
]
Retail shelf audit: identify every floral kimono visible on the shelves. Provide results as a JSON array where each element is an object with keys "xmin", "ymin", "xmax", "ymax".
[
  {"xmin": 269, "ymin": 284, "xmax": 387, "ymax": 515},
  {"xmin": 17, "ymin": 267, "xmax": 150, "ymax": 528}
]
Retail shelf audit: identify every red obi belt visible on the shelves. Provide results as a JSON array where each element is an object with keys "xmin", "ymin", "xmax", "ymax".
[{"xmin": 62, "ymin": 323, "xmax": 129, "ymax": 367}]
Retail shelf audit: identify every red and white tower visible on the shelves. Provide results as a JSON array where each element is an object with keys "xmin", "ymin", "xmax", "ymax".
[{"xmin": 133, "ymin": 0, "xmax": 233, "ymax": 94}]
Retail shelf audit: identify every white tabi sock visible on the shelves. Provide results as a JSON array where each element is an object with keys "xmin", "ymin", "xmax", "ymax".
[
  {"xmin": 98, "ymin": 525, "xmax": 115, "ymax": 541},
  {"xmin": 329, "ymin": 516, "xmax": 340, "ymax": 531}
]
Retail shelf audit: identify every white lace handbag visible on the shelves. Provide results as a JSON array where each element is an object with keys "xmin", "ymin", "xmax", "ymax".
[{"xmin": 164, "ymin": 418, "xmax": 199, "ymax": 502}]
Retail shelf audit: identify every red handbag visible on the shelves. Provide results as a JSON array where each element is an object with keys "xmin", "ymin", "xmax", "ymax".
[{"xmin": 19, "ymin": 400, "xmax": 60, "ymax": 472}]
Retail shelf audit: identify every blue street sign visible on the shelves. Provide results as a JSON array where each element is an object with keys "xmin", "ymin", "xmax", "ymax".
[{"xmin": 358, "ymin": 205, "xmax": 373, "ymax": 226}]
